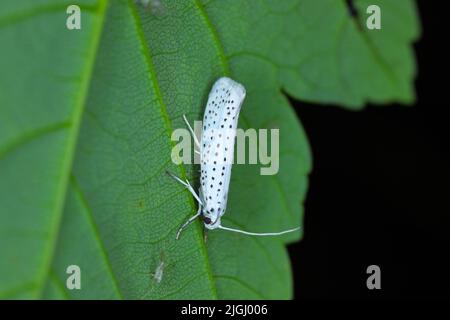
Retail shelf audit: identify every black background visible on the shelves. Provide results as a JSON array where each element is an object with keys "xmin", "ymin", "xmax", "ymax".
[{"xmin": 288, "ymin": 0, "xmax": 449, "ymax": 299}]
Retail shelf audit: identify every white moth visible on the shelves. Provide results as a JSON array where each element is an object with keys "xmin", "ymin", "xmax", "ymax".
[{"xmin": 168, "ymin": 77, "xmax": 300, "ymax": 239}]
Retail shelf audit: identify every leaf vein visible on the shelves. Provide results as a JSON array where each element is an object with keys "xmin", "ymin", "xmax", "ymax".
[
  {"xmin": 127, "ymin": 0, "xmax": 218, "ymax": 299},
  {"xmin": 0, "ymin": 121, "xmax": 70, "ymax": 160},
  {"xmin": 70, "ymin": 175, "xmax": 124, "ymax": 299},
  {"xmin": 213, "ymin": 275, "xmax": 265, "ymax": 299}
]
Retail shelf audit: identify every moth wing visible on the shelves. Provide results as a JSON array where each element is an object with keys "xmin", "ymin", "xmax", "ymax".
[{"xmin": 200, "ymin": 77, "xmax": 246, "ymax": 217}]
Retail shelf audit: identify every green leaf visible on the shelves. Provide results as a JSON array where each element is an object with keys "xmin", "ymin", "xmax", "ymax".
[
  {"xmin": 0, "ymin": 0, "xmax": 107, "ymax": 298},
  {"xmin": 206, "ymin": 0, "xmax": 420, "ymax": 108},
  {"xmin": 0, "ymin": 0, "xmax": 419, "ymax": 299}
]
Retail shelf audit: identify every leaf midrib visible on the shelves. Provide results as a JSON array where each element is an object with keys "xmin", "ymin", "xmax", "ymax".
[
  {"xmin": 127, "ymin": 0, "xmax": 218, "ymax": 299},
  {"xmin": 36, "ymin": 0, "xmax": 108, "ymax": 299},
  {"xmin": 191, "ymin": 0, "xmax": 303, "ymax": 296},
  {"xmin": 193, "ymin": 0, "xmax": 309, "ymax": 234}
]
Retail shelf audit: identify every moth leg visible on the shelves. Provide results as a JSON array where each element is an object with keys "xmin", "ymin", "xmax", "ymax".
[
  {"xmin": 176, "ymin": 205, "xmax": 202, "ymax": 240},
  {"xmin": 166, "ymin": 171, "xmax": 203, "ymax": 206},
  {"xmin": 183, "ymin": 114, "xmax": 201, "ymax": 150}
]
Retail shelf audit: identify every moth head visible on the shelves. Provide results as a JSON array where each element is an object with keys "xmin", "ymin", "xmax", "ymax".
[{"xmin": 202, "ymin": 208, "xmax": 221, "ymax": 230}]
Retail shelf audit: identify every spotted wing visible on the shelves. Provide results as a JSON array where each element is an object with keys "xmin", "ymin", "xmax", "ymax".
[{"xmin": 200, "ymin": 77, "xmax": 246, "ymax": 218}]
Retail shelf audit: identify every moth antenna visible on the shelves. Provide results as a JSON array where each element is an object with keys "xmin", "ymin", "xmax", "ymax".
[{"xmin": 218, "ymin": 225, "xmax": 300, "ymax": 236}]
